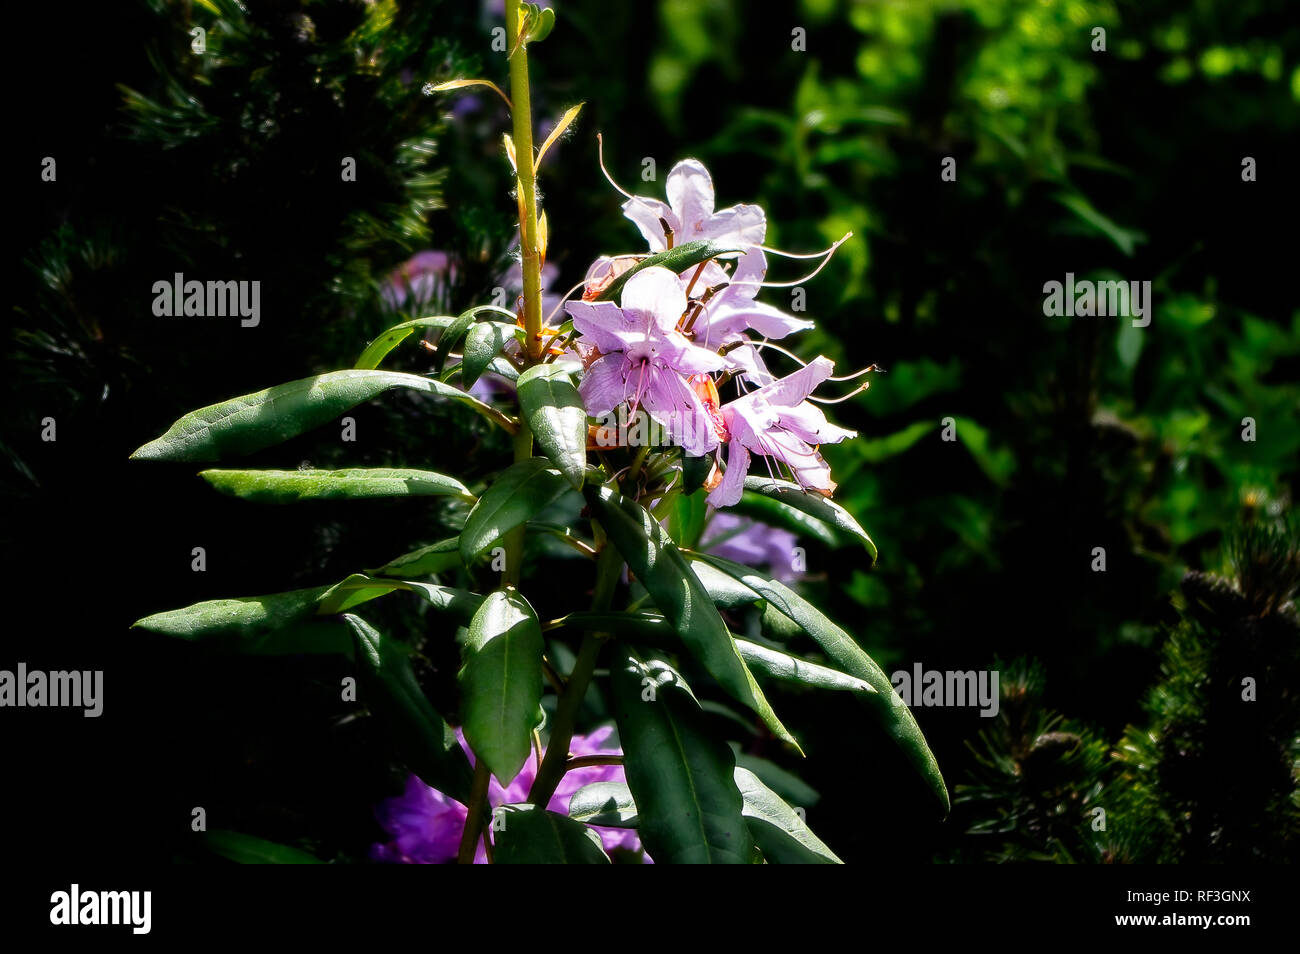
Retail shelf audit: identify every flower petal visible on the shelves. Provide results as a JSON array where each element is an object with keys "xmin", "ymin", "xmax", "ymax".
[
  {"xmin": 707, "ymin": 441, "xmax": 750, "ymax": 507},
  {"xmin": 752, "ymin": 355, "xmax": 835, "ymax": 407},
  {"xmin": 621, "ymin": 197, "xmax": 676, "ymax": 252},
  {"xmin": 642, "ymin": 364, "xmax": 719, "ymax": 455},
  {"xmin": 666, "ymin": 159, "xmax": 716, "ymax": 235},
  {"xmin": 703, "ymin": 203, "xmax": 767, "ymax": 249},
  {"xmin": 778, "ymin": 402, "xmax": 857, "ymax": 445},
  {"xmin": 579, "ymin": 353, "xmax": 631, "ymax": 416},
  {"xmin": 620, "ymin": 266, "xmax": 688, "ymax": 334}
]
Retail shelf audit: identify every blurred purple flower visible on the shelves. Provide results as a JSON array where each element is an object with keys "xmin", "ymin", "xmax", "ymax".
[
  {"xmin": 371, "ymin": 726, "xmax": 647, "ymax": 863},
  {"xmin": 382, "ymin": 250, "xmax": 455, "ymax": 310},
  {"xmin": 702, "ymin": 511, "xmax": 802, "ymax": 583}
]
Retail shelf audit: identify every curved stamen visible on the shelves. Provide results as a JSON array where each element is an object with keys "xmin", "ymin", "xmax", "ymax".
[
  {"xmin": 747, "ymin": 339, "xmax": 811, "ymax": 367},
  {"xmin": 597, "ymin": 133, "xmax": 666, "ymax": 224},
  {"xmin": 829, "ymin": 363, "xmax": 884, "ymax": 382},
  {"xmin": 807, "ymin": 382, "xmax": 870, "ymax": 404},
  {"xmin": 730, "ymin": 232, "xmax": 853, "ymax": 290}
]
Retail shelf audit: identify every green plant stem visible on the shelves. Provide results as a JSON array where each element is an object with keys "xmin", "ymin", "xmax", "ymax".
[
  {"xmin": 501, "ymin": 422, "xmax": 534, "ymax": 587},
  {"xmin": 457, "ymin": 760, "xmax": 492, "ymax": 864},
  {"xmin": 506, "ymin": 0, "xmax": 544, "ymax": 363},
  {"xmin": 528, "ymin": 541, "xmax": 622, "ymax": 805}
]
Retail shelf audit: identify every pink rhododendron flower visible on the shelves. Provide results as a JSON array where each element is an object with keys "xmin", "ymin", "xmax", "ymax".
[
  {"xmin": 566, "ymin": 266, "xmax": 726, "ymax": 455},
  {"xmin": 708, "ymin": 356, "xmax": 857, "ymax": 507},
  {"xmin": 623, "ymin": 159, "xmax": 767, "ymax": 254}
]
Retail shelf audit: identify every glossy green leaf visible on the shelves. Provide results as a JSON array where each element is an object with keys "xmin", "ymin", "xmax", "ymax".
[
  {"xmin": 365, "ymin": 537, "xmax": 461, "ymax": 578},
  {"xmin": 132, "ymin": 585, "xmax": 352, "ymax": 654},
  {"xmin": 347, "ymin": 614, "xmax": 474, "ymax": 804},
  {"xmin": 200, "ymin": 467, "xmax": 473, "ymax": 504},
  {"xmin": 459, "ymin": 588, "xmax": 544, "ymax": 785},
  {"xmin": 431, "ymin": 310, "xmax": 478, "ymax": 373},
  {"xmin": 568, "ymin": 781, "xmax": 639, "ymax": 828},
  {"xmin": 734, "ymin": 767, "xmax": 842, "ymax": 864},
  {"xmin": 354, "ymin": 316, "xmax": 455, "ymax": 370},
  {"xmin": 586, "ymin": 484, "xmax": 799, "ymax": 749},
  {"xmin": 668, "ymin": 488, "xmax": 710, "ymax": 549},
  {"xmin": 529, "ymin": 5, "xmax": 556, "ymax": 43},
  {"xmin": 611, "ymin": 648, "xmax": 757, "ymax": 864},
  {"xmin": 461, "ymin": 321, "xmax": 515, "ymax": 390},
  {"xmin": 739, "ymin": 476, "xmax": 877, "ymax": 561},
  {"xmin": 492, "ymin": 805, "xmax": 610, "ymax": 864},
  {"xmin": 131, "ymin": 369, "xmax": 514, "ymax": 461},
  {"xmin": 460, "ymin": 458, "xmax": 571, "ymax": 564},
  {"xmin": 734, "ymin": 639, "xmax": 875, "ymax": 695},
  {"xmin": 516, "ymin": 360, "xmax": 588, "ymax": 489},
  {"xmin": 595, "ymin": 239, "xmax": 745, "ymax": 304},
  {"xmin": 316, "ymin": 573, "xmax": 411, "ymax": 615},
  {"xmin": 694, "ymin": 553, "xmax": 949, "ymax": 814},
  {"xmin": 203, "ymin": 830, "xmax": 323, "ymax": 864}
]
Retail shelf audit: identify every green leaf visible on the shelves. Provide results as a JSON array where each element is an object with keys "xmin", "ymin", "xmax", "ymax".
[
  {"xmin": 347, "ymin": 614, "xmax": 474, "ymax": 804},
  {"xmin": 734, "ymin": 639, "xmax": 875, "ymax": 695},
  {"xmin": 595, "ymin": 239, "xmax": 745, "ymax": 304},
  {"xmin": 202, "ymin": 830, "xmax": 323, "ymax": 864},
  {"xmin": 586, "ymin": 484, "xmax": 799, "ymax": 749},
  {"xmin": 131, "ymin": 585, "xmax": 351, "ymax": 654},
  {"xmin": 529, "ymin": 5, "xmax": 556, "ymax": 43},
  {"xmin": 694, "ymin": 553, "xmax": 949, "ymax": 815},
  {"xmin": 568, "ymin": 781, "xmax": 639, "ymax": 828},
  {"xmin": 459, "ymin": 588, "xmax": 544, "ymax": 785},
  {"xmin": 131, "ymin": 369, "xmax": 513, "ymax": 461},
  {"xmin": 200, "ymin": 467, "xmax": 474, "ymax": 504},
  {"xmin": 354, "ymin": 316, "xmax": 455, "ymax": 370},
  {"xmin": 462, "ymin": 321, "xmax": 515, "ymax": 390},
  {"xmin": 739, "ymin": 476, "xmax": 877, "ymax": 561},
  {"xmin": 459, "ymin": 458, "xmax": 571, "ymax": 564},
  {"xmin": 667, "ymin": 488, "xmax": 709, "ymax": 549},
  {"xmin": 316, "ymin": 573, "xmax": 411, "ymax": 615},
  {"xmin": 517, "ymin": 361, "xmax": 588, "ymax": 489},
  {"xmin": 492, "ymin": 805, "xmax": 610, "ymax": 863},
  {"xmin": 611, "ymin": 648, "xmax": 757, "ymax": 864},
  {"xmin": 431, "ymin": 310, "xmax": 478, "ymax": 373},
  {"xmin": 1053, "ymin": 192, "xmax": 1145, "ymax": 257},
  {"xmin": 734, "ymin": 767, "xmax": 842, "ymax": 864},
  {"xmin": 365, "ymin": 537, "xmax": 461, "ymax": 578}
]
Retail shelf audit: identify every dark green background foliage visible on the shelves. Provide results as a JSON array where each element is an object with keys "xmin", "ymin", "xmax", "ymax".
[{"xmin": 6, "ymin": 0, "xmax": 1297, "ymax": 863}]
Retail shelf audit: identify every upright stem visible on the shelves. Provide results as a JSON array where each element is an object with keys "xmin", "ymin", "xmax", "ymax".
[
  {"xmin": 506, "ymin": 0, "xmax": 544, "ymax": 363},
  {"xmin": 528, "ymin": 541, "xmax": 622, "ymax": 806},
  {"xmin": 457, "ymin": 760, "xmax": 492, "ymax": 864}
]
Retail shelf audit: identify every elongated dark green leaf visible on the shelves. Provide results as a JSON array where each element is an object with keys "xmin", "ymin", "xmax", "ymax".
[
  {"xmin": 462, "ymin": 321, "xmax": 515, "ymax": 389},
  {"xmin": 517, "ymin": 361, "xmax": 588, "ymax": 489},
  {"xmin": 492, "ymin": 804, "xmax": 610, "ymax": 864},
  {"xmin": 354, "ymin": 316, "xmax": 455, "ymax": 370},
  {"xmin": 586, "ymin": 484, "xmax": 798, "ymax": 749},
  {"xmin": 734, "ymin": 767, "xmax": 841, "ymax": 864},
  {"xmin": 200, "ymin": 467, "xmax": 473, "ymax": 504},
  {"xmin": 689, "ymin": 555, "xmax": 765, "ymax": 608},
  {"xmin": 551, "ymin": 610, "xmax": 671, "ymax": 641},
  {"xmin": 735, "ymin": 640, "xmax": 876, "ymax": 695},
  {"xmin": 131, "ymin": 369, "xmax": 513, "ymax": 461},
  {"xmin": 695, "ymin": 553, "xmax": 949, "ymax": 814},
  {"xmin": 316, "ymin": 574, "xmax": 411, "ymax": 615},
  {"xmin": 460, "ymin": 458, "xmax": 571, "ymax": 564},
  {"xmin": 347, "ymin": 614, "xmax": 474, "ymax": 804},
  {"xmin": 365, "ymin": 537, "xmax": 461, "ymax": 578},
  {"xmin": 459, "ymin": 588, "xmax": 544, "ymax": 785},
  {"xmin": 725, "ymin": 494, "xmax": 837, "ymax": 548},
  {"xmin": 432, "ymin": 310, "xmax": 478, "ymax": 373},
  {"xmin": 568, "ymin": 781, "xmax": 639, "ymax": 828},
  {"xmin": 595, "ymin": 239, "xmax": 745, "ymax": 304},
  {"xmin": 611, "ymin": 648, "xmax": 756, "ymax": 864},
  {"xmin": 203, "ymin": 830, "xmax": 323, "ymax": 864},
  {"xmin": 740, "ymin": 477, "xmax": 877, "ymax": 561},
  {"xmin": 131, "ymin": 585, "xmax": 352, "ymax": 654}
]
